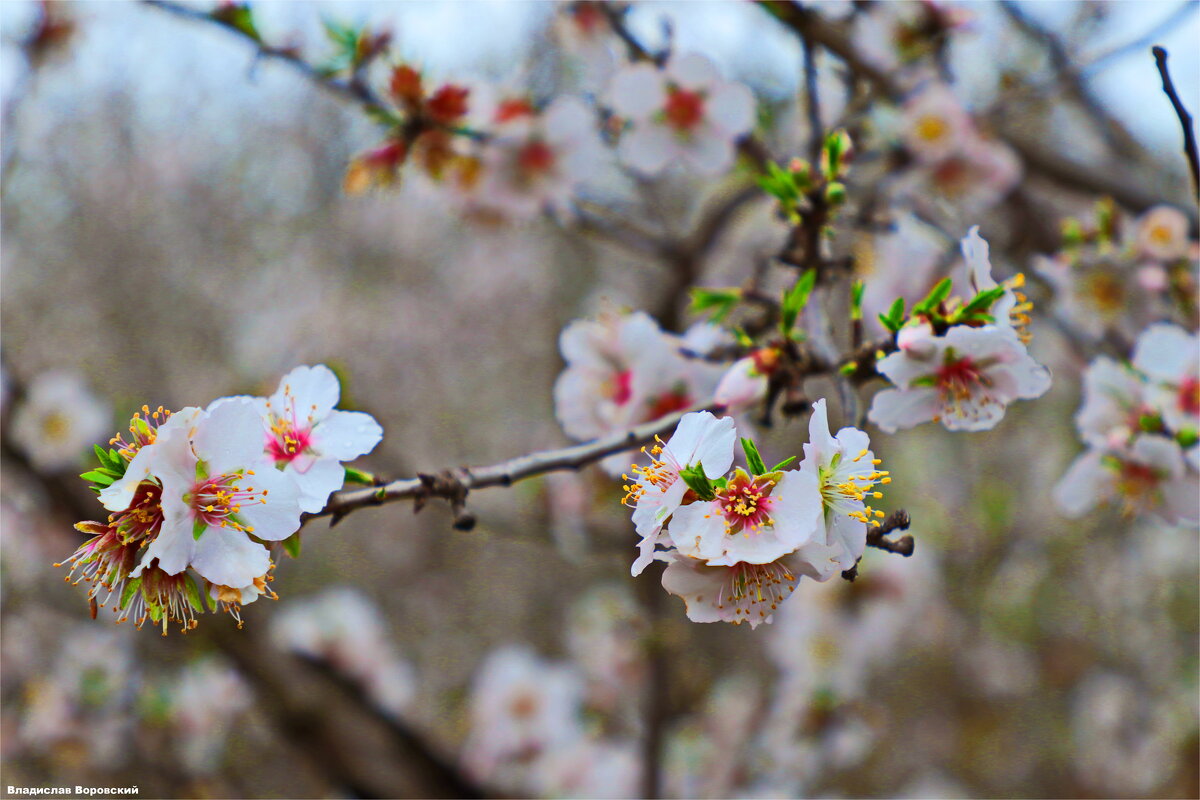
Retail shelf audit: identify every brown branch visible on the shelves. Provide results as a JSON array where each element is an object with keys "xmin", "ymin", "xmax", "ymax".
[
  {"xmin": 1152, "ymin": 46, "xmax": 1200, "ymax": 200},
  {"xmin": 865, "ymin": 509, "xmax": 913, "ymax": 556},
  {"xmin": 310, "ymin": 405, "xmax": 718, "ymax": 527}
]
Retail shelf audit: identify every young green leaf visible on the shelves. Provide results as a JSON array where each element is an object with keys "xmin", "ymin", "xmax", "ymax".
[
  {"xmin": 913, "ymin": 278, "xmax": 953, "ymax": 314},
  {"xmin": 344, "ymin": 466, "xmax": 377, "ymax": 486},
  {"xmin": 768, "ymin": 455, "xmax": 796, "ymax": 472},
  {"xmin": 741, "ymin": 438, "xmax": 767, "ymax": 475},
  {"xmin": 850, "ymin": 279, "xmax": 865, "ymax": 321},
  {"xmin": 282, "ymin": 531, "xmax": 302, "ymax": 559},
  {"xmin": 781, "ymin": 268, "xmax": 818, "ymax": 334}
]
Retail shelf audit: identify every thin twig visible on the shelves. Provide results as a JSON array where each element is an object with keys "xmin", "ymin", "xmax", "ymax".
[
  {"xmin": 1151, "ymin": 45, "xmax": 1200, "ymax": 200},
  {"xmin": 142, "ymin": 0, "xmax": 387, "ymax": 110},
  {"xmin": 310, "ymin": 405, "xmax": 718, "ymax": 526}
]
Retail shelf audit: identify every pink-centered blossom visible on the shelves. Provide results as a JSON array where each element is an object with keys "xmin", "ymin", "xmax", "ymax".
[
  {"xmin": 868, "ymin": 324, "xmax": 1051, "ymax": 433},
  {"xmin": 609, "ymin": 53, "xmax": 755, "ymax": 176},
  {"xmin": 247, "ymin": 364, "xmax": 383, "ymax": 513},
  {"xmin": 1132, "ymin": 323, "xmax": 1199, "ymax": 435},
  {"xmin": 1053, "ymin": 436, "xmax": 1197, "ymax": 526},
  {"xmin": 1135, "ymin": 205, "xmax": 1190, "ymax": 263}
]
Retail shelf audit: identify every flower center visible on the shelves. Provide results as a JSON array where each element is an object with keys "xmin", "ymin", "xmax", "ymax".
[
  {"xmin": 1149, "ymin": 224, "xmax": 1173, "ymax": 247},
  {"xmin": 40, "ymin": 411, "xmax": 70, "ymax": 442},
  {"xmin": 110, "ymin": 480, "xmax": 164, "ymax": 543},
  {"xmin": 1081, "ymin": 270, "xmax": 1125, "ymax": 314},
  {"xmin": 267, "ymin": 418, "xmax": 313, "ymax": 465},
  {"xmin": 915, "ymin": 114, "xmax": 949, "ymax": 143},
  {"xmin": 622, "ymin": 436, "xmax": 675, "ymax": 505},
  {"xmin": 936, "ymin": 356, "xmax": 984, "ymax": 400},
  {"xmin": 517, "ymin": 139, "xmax": 556, "ymax": 176},
  {"xmin": 189, "ymin": 471, "xmax": 266, "ymax": 534},
  {"xmin": 818, "ymin": 448, "xmax": 887, "ymax": 524},
  {"xmin": 610, "ymin": 369, "xmax": 634, "ymax": 406},
  {"xmin": 715, "ymin": 474, "xmax": 777, "ymax": 535},
  {"xmin": 509, "ymin": 690, "xmax": 540, "ymax": 720},
  {"xmin": 111, "ymin": 405, "xmax": 173, "ymax": 461},
  {"xmin": 647, "ymin": 388, "xmax": 691, "ymax": 419},
  {"xmin": 664, "ymin": 87, "xmax": 705, "ymax": 132}
]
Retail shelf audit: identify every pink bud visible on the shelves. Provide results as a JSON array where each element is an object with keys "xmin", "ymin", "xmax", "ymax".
[
  {"xmin": 1136, "ymin": 264, "xmax": 1169, "ymax": 292},
  {"xmin": 897, "ymin": 321, "xmax": 937, "ymax": 358},
  {"xmin": 714, "ymin": 357, "xmax": 768, "ymax": 412}
]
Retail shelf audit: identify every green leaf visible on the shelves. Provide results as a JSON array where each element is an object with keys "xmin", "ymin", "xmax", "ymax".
[
  {"xmin": 821, "ymin": 129, "xmax": 852, "ymax": 179},
  {"xmin": 850, "ymin": 279, "xmax": 865, "ymax": 321},
  {"xmin": 741, "ymin": 438, "xmax": 767, "ymax": 475},
  {"xmin": 878, "ymin": 297, "xmax": 906, "ymax": 333},
  {"xmin": 192, "ymin": 519, "xmax": 207, "ymax": 541},
  {"xmin": 344, "ymin": 466, "xmax": 376, "ymax": 486},
  {"xmin": 690, "ymin": 287, "xmax": 742, "ymax": 323},
  {"xmin": 824, "ymin": 181, "xmax": 846, "ymax": 206},
  {"xmin": 781, "ymin": 268, "xmax": 817, "ymax": 334},
  {"xmin": 913, "ymin": 278, "xmax": 953, "ymax": 315},
  {"xmin": 282, "ymin": 531, "xmax": 302, "ymax": 559},
  {"xmin": 768, "ymin": 456, "xmax": 796, "ymax": 472},
  {"xmin": 80, "ymin": 470, "xmax": 115, "ymax": 487},
  {"xmin": 679, "ymin": 463, "xmax": 716, "ymax": 501},
  {"xmin": 1177, "ymin": 428, "xmax": 1199, "ymax": 448}
]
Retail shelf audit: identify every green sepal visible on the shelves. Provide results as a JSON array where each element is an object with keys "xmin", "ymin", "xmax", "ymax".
[
  {"xmin": 690, "ymin": 287, "xmax": 742, "ymax": 323},
  {"xmin": 839, "ymin": 361, "xmax": 857, "ymax": 376},
  {"xmin": 913, "ymin": 278, "xmax": 953, "ymax": 315},
  {"xmin": 195, "ymin": 460, "xmax": 208, "ymax": 481},
  {"xmin": 1138, "ymin": 414, "xmax": 1165, "ymax": 433},
  {"xmin": 120, "ymin": 577, "xmax": 142, "ymax": 610},
  {"xmin": 183, "ymin": 573, "xmax": 206, "ymax": 613},
  {"xmin": 781, "ymin": 268, "xmax": 818, "ymax": 334},
  {"xmin": 959, "ymin": 285, "xmax": 1007, "ymax": 317},
  {"xmin": 344, "ymin": 466, "xmax": 376, "ymax": 486},
  {"xmin": 768, "ymin": 456, "xmax": 797, "ymax": 472},
  {"xmin": 741, "ymin": 438, "xmax": 767, "ymax": 475},
  {"xmin": 282, "ymin": 531, "xmax": 302, "ymax": 559},
  {"xmin": 824, "ymin": 181, "xmax": 846, "ymax": 206},
  {"xmin": 711, "ymin": 477, "xmax": 729, "ymax": 490},
  {"xmin": 679, "ymin": 463, "xmax": 717, "ymax": 501},
  {"xmin": 192, "ymin": 519, "xmax": 207, "ymax": 541},
  {"xmin": 148, "ymin": 602, "xmax": 163, "ymax": 623},
  {"xmin": 910, "ymin": 374, "xmax": 938, "ymax": 388},
  {"xmin": 80, "ymin": 470, "xmax": 116, "ymax": 487}
]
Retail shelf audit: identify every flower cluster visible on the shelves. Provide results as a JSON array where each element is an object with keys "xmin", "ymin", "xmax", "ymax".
[
  {"xmin": 895, "ymin": 83, "xmax": 1021, "ymax": 216},
  {"xmin": 57, "ymin": 365, "xmax": 382, "ymax": 633},
  {"xmin": 1034, "ymin": 201, "xmax": 1196, "ymax": 342},
  {"xmin": 1054, "ymin": 323, "xmax": 1198, "ymax": 525},
  {"xmin": 622, "ymin": 403, "xmax": 888, "ymax": 628},
  {"xmin": 554, "ymin": 309, "xmax": 727, "ymax": 474},
  {"xmin": 868, "ymin": 227, "xmax": 1051, "ymax": 433}
]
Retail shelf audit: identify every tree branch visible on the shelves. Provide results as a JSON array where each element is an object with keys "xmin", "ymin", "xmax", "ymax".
[
  {"xmin": 1152, "ymin": 45, "xmax": 1200, "ymax": 200},
  {"xmin": 142, "ymin": 0, "xmax": 387, "ymax": 110},
  {"xmin": 310, "ymin": 405, "xmax": 718, "ymax": 527}
]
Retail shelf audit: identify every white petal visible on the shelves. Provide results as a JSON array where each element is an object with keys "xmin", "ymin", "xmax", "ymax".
[
  {"xmin": 618, "ymin": 124, "xmax": 677, "ymax": 175},
  {"xmin": 805, "ymin": 398, "xmax": 837, "ymax": 459},
  {"xmin": 667, "ymin": 53, "xmax": 719, "ymax": 89},
  {"xmin": 99, "ymin": 445, "xmax": 157, "ymax": 512},
  {"xmin": 1052, "ymin": 450, "xmax": 1106, "ymax": 518},
  {"xmin": 191, "ymin": 525, "xmax": 271, "ymax": 588},
  {"xmin": 312, "ymin": 410, "xmax": 383, "ymax": 461},
  {"xmin": 826, "ymin": 511, "xmax": 867, "ymax": 571},
  {"xmin": 193, "ymin": 398, "xmax": 266, "ymax": 476},
  {"xmin": 868, "ymin": 387, "xmax": 939, "ymax": 433},
  {"xmin": 706, "ymin": 81, "xmax": 755, "ymax": 136},
  {"xmin": 609, "ymin": 63, "xmax": 665, "ymax": 119},
  {"xmin": 133, "ymin": 505, "xmax": 194, "ymax": 577},
  {"xmin": 669, "ymin": 500, "xmax": 727, "ymax": 562},
  {"xmin": 666, "ymin": 410, "xmax": 736, "ymax": 478},
  {"xmin": 681, "ymin": 127, "xmax": 735, "ymax": 175},
  {"xmin": 270, "ymin": 364, "xmax": 341, "ymax": 421},
  {"xmin": 659, "ymin": 554, "xmax": 727, "ymax": 623},
  {"xmin": 876, "ymin": 349, "xmax": 937, "ymax": 389},
  {"xmin": 1132, "ymin": 323, "xmax": 1197, "ymax": 384},
  {"xmin": 288, "ymin": 458, "xmax": 348, "ymax": 514},
  {"xmin": 236, "ymin": 468, "xmax": 302, "ymax": 541}
]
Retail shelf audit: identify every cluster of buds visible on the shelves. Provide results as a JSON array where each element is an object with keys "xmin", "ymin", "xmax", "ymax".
[
  {"xmin": 622, "ymin": 404, "xmax": 890, "ymax": 628},
  {"xmin": 57, "ymin": 365, "xmax": 383, "ymax": 634}
]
